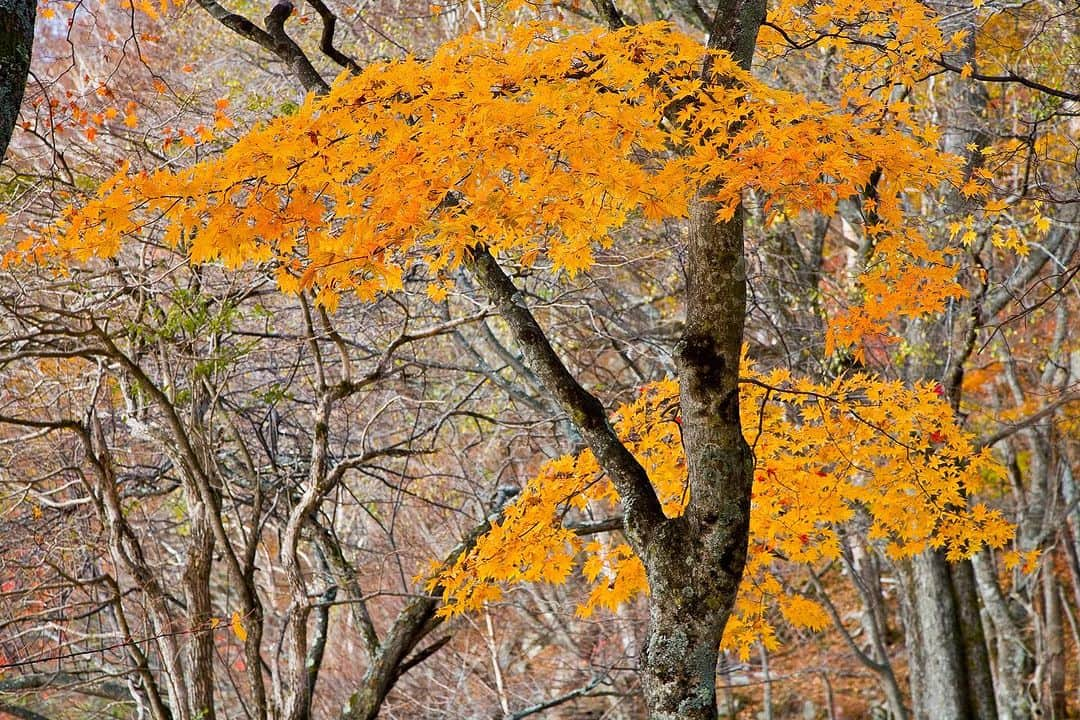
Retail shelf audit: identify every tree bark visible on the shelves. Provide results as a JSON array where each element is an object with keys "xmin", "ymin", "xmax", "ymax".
[
  {"xmin": 971, "ymin": 551, "xmax": 1033, "ymax": 720},
  {"xmin": 951, "ymin": 559, "xmax": 997, "ymax": 720},
  {"xmin": 636, "ymin": 1, "xmax": 764, "ymax": 714},
  {"xmin": 0, "ymin": 0, "xmax": 34, "ymax": 162},
  {"xmin": 556, "ymin": 0, "xmax": 765, "ymax": 714},
  {"xmin": 908, "ymin": 552, "xmax": 971, "ymax": 719},
  {"xmin": 641, "ymin": 192, "xmax": 757, "ymax": 720},
  {"xmin": 1041, "ymin": 555, "xmax": 1067, "ymax": 719}
]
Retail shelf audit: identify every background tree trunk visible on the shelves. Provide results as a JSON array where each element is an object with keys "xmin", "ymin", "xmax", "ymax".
[{"xmin": 0, "ymin": 0, "xmax": 34, "ymax": 161}]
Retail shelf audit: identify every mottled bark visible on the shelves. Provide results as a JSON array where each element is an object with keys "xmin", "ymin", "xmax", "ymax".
[
  {"xmin": 1041, "ymin": 563, "xmax": 1067, "ymax": 719},
  {"xmin": 908, "ymin": 553, "xmax": 971, "ymax": 719},
  {"xmin": 643, "ymin": 191, "xmax": 756, "ymax": 720},
  {"xmin": 0, "ymin": 0, "xmax": 34, "ymax": 162},
  {"xmin": 637, "ymin": 1, "xmax": 764, "ymax": 713},
  {"xmin": 952, "ymin": 559, "xmax": 997, "ymax": 720}
]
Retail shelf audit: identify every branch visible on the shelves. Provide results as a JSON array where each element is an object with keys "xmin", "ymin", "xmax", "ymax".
[
  {"xmin": 806, "ymin": 572, "xmax": 889, "ymax": 675},
  {"xmin": 393, "ymin": 635, "xmax": 452, "ymax": 679},
  {"xmin": 305, "ymin": 0, "xmax": 362, "ymax": 73},
  {"xmin": 309, "ymin": 520, "xmax": 381, "ymax": 659},
  {"xmin": 340, "ymin": 516, "xmax": 494, "ymax": 720},
  {"xmin": 935, "ymin": 56, "xmax": 1080, "ymax": 103},
  {"xmin": 191, "ymin": 0, "xmax": 329, "ymax": 93},
  {"xmin": 977, "ymin": 393, "xmax": 1080, "ymax": 450},
  {"xmin": 305, "ymin": 551, "xmax": 338, "ymax": 701},
  {"xmin": 506, "ymin": 676, "xmax": 605, "ymax": 720},
  {"xmin": 567, "ymin": 516, "xmax": 624, "ymax": 535},
  {"xmin": 589, "ymin": 0, "xmax": 630, "ymax": 30},
  {"xmin": 0, "ymin": 672, "xmax": 131, "ymax": 701},
  {"xmin": 0, "ymin": 702, "xmax": 52, "ymax": 720},
  {"xmin": 191, "ymin": 0, "xmax": 276, "ymax": 51},
  {"xmin": 761, "ymin": 19, "xmax": 1080, "ymax": 102},
  {"xmin": 466, "ymin": 247, "xmax": 665, "ymax": 544},
  {"xmin": 264, "ymin": 1, "xmax": 332, "ymax": 93},
  {"xmin": 982, "ymin": 208, "xmax": 1078, "ymax": 321}
]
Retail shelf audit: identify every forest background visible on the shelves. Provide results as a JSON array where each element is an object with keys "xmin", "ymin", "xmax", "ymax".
[{"xmin": 0, "ymin": 0, "xmax": 1076, "ymax": 717}]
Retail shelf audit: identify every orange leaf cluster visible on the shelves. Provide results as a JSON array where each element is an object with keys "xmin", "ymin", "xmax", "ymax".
[
  {"xmin": 435, "ymin": 364, "xmax": 1013, "ymax": 659},
  {"xmin": 23, "ymin": 22, "xmax": 963, "ymax": 336}
]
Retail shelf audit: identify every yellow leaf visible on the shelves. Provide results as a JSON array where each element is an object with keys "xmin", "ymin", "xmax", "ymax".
[
  {"xmin": 426, "ymin": 283, "xmax": 448, "ymax": 303},
  {"xmin": 230, "ymin": 611, "xmax": 248, "ymax": 642},
  {"xmin": 959, "ymin": 179, "xmax": 981, "ymax": 197}
]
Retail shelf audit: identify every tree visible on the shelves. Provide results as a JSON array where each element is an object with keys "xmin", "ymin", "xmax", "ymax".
[
  {"xmin": 5, "ymin": 0, "xmax": 1078, "ymax": 716},
  {"xmin": 8, "ymin": 3, "xmax": 1034, "ymax": 717}
]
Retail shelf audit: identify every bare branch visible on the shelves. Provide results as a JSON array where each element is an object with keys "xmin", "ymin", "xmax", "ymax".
[{"xmin": 466, "ymin": 247, "xmax": 666, "ymax": 544}]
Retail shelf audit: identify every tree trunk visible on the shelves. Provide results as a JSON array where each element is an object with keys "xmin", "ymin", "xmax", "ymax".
[
  {"xmin": 641, "ymin": 137, "xmax": 761, "ymax": 713},
  {"xmin": 1040, "ymin": 560, "xmax": 1066, "ymax": 719},
  {"xmin": 908, "ymin": 552, "xmax": 971, "ymax": 719},
  {"xmin": 639, "ymin": 522, "xmax": 749, "ymax": 719},
  {"xmin": 0, "ymin": 0, "xmax": 34, "ymax": 161},
  {"xmin": 633, "ymin": 1, "xmax": 765, "ymax": 715},
  {"xmin": 971, "ymin": 551, "xmax": 1033, "ymax": 720},
  {"xmin": 951, "ymin": 559, "xmax": 997, "ymax": 720},
  {"xmin": 182, "ymin": 499, "xmax": 217, "ymax": 720}
]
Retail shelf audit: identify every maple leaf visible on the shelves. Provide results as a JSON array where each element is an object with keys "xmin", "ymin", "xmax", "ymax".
[{"xmin": 230, "ymin": 611, "xmax": 248, "ymax": 642}]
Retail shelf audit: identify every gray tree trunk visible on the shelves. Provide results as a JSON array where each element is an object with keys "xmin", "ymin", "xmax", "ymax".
[
  {"xmin": 908, "ymin": 553, "xmax": 973, "ymax": 719},
  {"xmin": 0, "ymin": 0, "xmax": 33, "ymax": 162},
  {"xmin": 952, "ymin": 559, "xmax": 998, "ymax": 720},
  {"xmin": 1041, "ymin": 564, "xmax": 1067, "ymax": 719},
  {"xmin": 898, "ymin": 12, "xmax": 999, "ymax": 717},
  {"xmin": 636, "ymin": 2, "xmax": 765, "ymax": 715}
]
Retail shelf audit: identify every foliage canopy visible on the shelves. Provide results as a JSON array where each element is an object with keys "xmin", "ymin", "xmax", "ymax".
[{"xmin": 11, "ymin": 14, "xmax": 1021, "ymax": 666}]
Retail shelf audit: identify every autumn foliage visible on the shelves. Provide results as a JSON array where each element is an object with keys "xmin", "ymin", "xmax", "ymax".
[
  {"xmin": 4, "ymin": 0, "xmax": 1076, "ymax": 714},
  {"xmin": 27, "ymin": 21, "xmax": 971, "ymax": 344},
  {"xmin": 14, "ymin": 18, "xmax": 1020, "ymax": 654},
  {"xmin": 436, "ymin": 364, "xmax": 1014, "ymax": 657}
]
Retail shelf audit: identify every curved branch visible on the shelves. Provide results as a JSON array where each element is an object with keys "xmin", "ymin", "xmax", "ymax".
[
  {"xmin": 191, "ymin": 0, "xmax": 329, "ymax": 93},
  {"xmin": 935, "ymin": 56, "xmax": 1080, "ymax": 103},
  {"xmin": 264, "ymin": 1, "xmax": 331, "ymax": 93},
  {"xmin": 466, "ymin": 247, "xmax": 666, "ymax": 546},
  {"xmin": 305, "ymin": 0, "xmax": 362, "ymax": 74}
]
